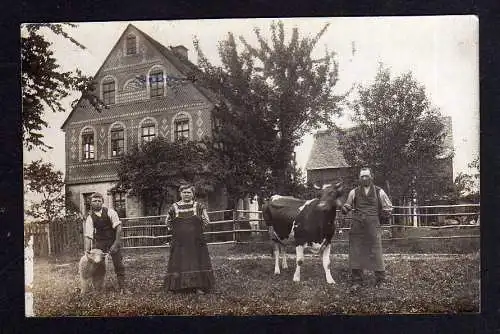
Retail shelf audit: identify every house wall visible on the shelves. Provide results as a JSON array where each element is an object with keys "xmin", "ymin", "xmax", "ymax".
[{"xmin": 62, "ymin": 25, "xmax": 225, "ymax": 216}]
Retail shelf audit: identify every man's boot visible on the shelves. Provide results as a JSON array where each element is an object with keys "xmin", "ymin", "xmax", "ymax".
[
  {"xmin": 350, "ymin": 269, "xmax": 363, "ymax": 291},
  {"xmin": 117, "ymin": 275, "xmax": 128, "ymax": 294},
  {"xmin": 375, "ymin": 271, "xmax": 386, "ymax": 287}
]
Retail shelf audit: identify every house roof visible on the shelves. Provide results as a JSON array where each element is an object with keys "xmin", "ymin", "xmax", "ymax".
[
  {"xmin": 306, "ymin": 116, "xmax": 454, "ymax": 171},
  {"xmin": 61, "ymin": 24, "xmax": 219, "ymax": 130},
  {"xmin": 305, "ymin": 129, "xmax": 350, "ymax": 170}
]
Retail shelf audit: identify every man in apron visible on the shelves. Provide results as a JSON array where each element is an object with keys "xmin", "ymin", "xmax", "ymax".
[{"xmin": 341, "ymin": 168, "xmax": 392, "ymax": 289}]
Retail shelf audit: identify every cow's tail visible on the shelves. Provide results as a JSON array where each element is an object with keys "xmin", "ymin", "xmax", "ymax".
[
  {"xmin": 261, "ymin": 203, "xmax": 272, "ymax": 226},
  {"xmin": 262, "ymin": 203, "xmax": 286, "ymax": 246}
]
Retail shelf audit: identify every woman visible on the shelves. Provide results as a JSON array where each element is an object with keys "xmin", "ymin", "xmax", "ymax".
[{"xmin": 164, "ymin": 184, "xmax": 215, "ymax": 294}]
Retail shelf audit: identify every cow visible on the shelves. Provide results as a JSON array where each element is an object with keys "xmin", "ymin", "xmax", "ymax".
[{"xmin": 262, "ymin": 182, "xmax": 344, "ymax": 284}]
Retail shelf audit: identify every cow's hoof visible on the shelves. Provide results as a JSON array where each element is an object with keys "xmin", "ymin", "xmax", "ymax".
[
  {"xmin": 274, "ymin": 271, "xmax": 281, "ymax": 275},
  {"xmin": 327, "ymin": 279, "xmax": 336, "ymax": 284}
]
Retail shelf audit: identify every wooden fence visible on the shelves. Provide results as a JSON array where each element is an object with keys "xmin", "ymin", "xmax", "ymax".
[
  {"xmin": 24, "ymin": 204, "xmax": 480, "ymax": 256},
  {"xmin": 24, "ymin": 217, "xmax": 84, "ymax": 257}
]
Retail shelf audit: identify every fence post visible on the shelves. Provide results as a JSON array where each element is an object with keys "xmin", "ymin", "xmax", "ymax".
[
  {"xmin": 46, "ymin": 223, "xmax": 52, "ymax": 256},
  {"xmin": 25, "ymin": 235, "xmax": 34, "ymax": 317},
  {"xmin": 232, "ymin": 210, "xmax": 237, "ymax": 244}
]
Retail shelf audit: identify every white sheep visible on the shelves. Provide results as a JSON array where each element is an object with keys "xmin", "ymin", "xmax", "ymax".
[{"xmin": 78, "ymin": 248, "xmax": 106, "ymax": 295}]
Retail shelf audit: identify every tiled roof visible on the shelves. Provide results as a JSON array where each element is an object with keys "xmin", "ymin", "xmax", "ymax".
[
  {"xmin": 305, "ymin": 129, "xmax": 350, "ymax": 170},
  {"xmin": 438, "ymin": 116, "xmax": 453, "ymax": 158},
  {"xmin": 65, "ymin": 160, "xmax": 120, "ymax": 184},
  {"xmin": 306, "ymin": 116, "xmax": 453, "ymax": 171},
  {"xmin": 139, "ymin": 28, "xmax": 220, "ymax": 105},
  {"xmin": 62, "ymin": 24, "xmax": 219, "ymax": 130},
  {"xmin": 65, "ymin": 86, "xmax": 211, "ymax": 127}
]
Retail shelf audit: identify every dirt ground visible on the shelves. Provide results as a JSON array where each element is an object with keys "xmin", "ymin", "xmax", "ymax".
[{"xmin": 30, "ymin": 246, "xmax": 480, "ymax": 316}]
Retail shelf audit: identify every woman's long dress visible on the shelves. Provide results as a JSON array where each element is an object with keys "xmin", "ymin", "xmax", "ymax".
[{"xmin": 164, "ymin": 201, "xmax": 215, "ymax": 292}]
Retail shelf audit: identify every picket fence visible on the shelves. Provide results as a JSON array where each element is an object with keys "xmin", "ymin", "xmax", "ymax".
[{"xmin": 24, "ymin": 204, "xmax": 480, "ymax": 257}]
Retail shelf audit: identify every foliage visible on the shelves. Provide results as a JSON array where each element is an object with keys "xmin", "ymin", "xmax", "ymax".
[
  {"xmin": 451, "ymin": 155, "xmax": 480, "ymax": 202},
  {"xmin": 116, "ymin": 137, "xmax": 221, "ymax": 214},
  {"xmin": 31, "ymin": 250, "xmax": 479, "ymax": 316},
  {"xmin": 338, "ymin": 64, "xmax": 451, "ymax": 203},
  {"xmin": 21, "ymin": 23, "xmax": 97, "ymax": 151},
  {"xmin": 194, "ymin": 20, "xmax": 344, "ymax": 196},
  {"xmin": 24, "ymin": 160, "xmax": 71, "ymax": 222}
]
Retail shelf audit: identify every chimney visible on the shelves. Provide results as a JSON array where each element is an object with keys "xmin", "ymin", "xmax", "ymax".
[{"xmin": 172, "ymin": 45, "xmax": 188, "ymax": 59}]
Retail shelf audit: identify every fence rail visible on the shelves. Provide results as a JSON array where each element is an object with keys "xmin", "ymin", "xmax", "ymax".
[{"xmin": 24, "ymin": 203, "xmax": 480, "ymax": 255}]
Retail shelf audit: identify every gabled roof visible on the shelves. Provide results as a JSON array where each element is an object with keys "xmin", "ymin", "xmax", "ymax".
[
  {"xmin": 61, "ymin": 23, "xmax": 218, "ymax": 130},
  {"xmin": 305, "ymin": 129, "xmax": 350, "ymax": 170},
  {"xmin": 306, "ymin": 116, "xmax": 454, "ymax": 171}
]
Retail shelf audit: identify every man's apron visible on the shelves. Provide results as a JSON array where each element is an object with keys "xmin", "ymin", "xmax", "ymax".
[{"xmin": 348, "ymin": 186, "xmax": 385, "ymax": 271}]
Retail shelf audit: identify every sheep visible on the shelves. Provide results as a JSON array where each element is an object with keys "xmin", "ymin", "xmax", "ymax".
[{"xmin": 78, "ymin": 248, "xmax": 106, "ymax": 295}]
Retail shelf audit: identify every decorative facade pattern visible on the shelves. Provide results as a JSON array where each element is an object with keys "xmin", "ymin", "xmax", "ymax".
[{"xmin": 62, "ymin": 23, "xmax": 220, "ymax": 216}]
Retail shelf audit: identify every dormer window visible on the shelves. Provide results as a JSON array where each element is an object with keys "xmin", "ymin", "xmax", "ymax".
[
  {"xmin": 126, "ymin": 35, "xmax": 137, "ymax": 55},
  {"xmin": 102, "ymin": 78, "xmax": 116, "ymax": 105}
]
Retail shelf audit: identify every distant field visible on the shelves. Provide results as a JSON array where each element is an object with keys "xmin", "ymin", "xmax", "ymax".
[{"xmin": 31, "ymin": 246, "xmax": 479, "ymax": 316}]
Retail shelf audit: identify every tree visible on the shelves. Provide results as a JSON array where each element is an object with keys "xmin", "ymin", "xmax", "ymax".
[
  {"xmin": 24, "ymin": 160, "xmax": 68, "ymax": 223},
  {"xmin": 21, "ymin": 23, "xmax": 97, "ymax": 151},
  {"xmin": 452, "ymin": 155, "xmax": 480, "ymax": 202},
  {"xmin": 338, "ymin": 64, "xmax": 450, "ymax": 203},
  {"xmin": 194, "ymin": 21, "xmax": 344, "ymax": 196},
  {"xmin": 116, "ymin": 137, "xmax": 221, "ymax": 215}
]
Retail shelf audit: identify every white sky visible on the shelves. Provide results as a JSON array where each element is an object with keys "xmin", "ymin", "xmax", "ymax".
[{"xmin": 22, "ymin": 16, "xmax": 479, "ymax": 181}]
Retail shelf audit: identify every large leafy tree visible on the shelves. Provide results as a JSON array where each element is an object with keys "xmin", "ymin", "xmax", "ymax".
[
  {"xmin": 116, "ymin": 137, "xmax": 221, "ymax": 215},
  {"xmin": 338, "ymin": 64, "xmax": 451, "ymax": 204},
  {"xmin": 24, "ymin": 160, "xmax": 69, "ymax": 223},
  {"xmin": 194, "ymin": 21, "xmax": 344, "ymax": 197},
  {"xmin": 21, "ymin": 23, "xmax": 98, "ymax": 151}
]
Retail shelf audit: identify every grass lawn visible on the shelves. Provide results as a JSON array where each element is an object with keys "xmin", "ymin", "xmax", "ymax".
[{"xmin": 31, "ymin": 246, "xmax": 480, "ymax": 316}]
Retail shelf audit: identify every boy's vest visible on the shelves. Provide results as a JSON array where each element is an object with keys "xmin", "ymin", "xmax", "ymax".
[{"xmin": 90, "ymin": 207, "xmax": 115, "ymax": 242}]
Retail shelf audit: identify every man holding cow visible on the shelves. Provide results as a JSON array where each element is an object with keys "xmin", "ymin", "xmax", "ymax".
[{"xmin": 341, "ymin": 167, "xmax": 393, "ymax": 289}]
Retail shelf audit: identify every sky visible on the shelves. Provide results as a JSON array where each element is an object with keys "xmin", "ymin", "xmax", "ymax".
[{"xmin": 22, "ymin": 16, "xmax": 479, "ymax": 181}]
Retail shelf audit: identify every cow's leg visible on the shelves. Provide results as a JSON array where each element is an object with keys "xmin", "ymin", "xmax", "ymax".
[
  {"xmin": 282, "ymin": 246, "xmax": 288, "ymax": 269},
  {"xmin": 274, "ymin": 242, "xmax": 281, "ymax": 275},
  {"xmin": 321, "ymin": 243, "xmax": 335, "ymax": 284},
  {"xmin": 293, "ymin": 245, "xmax": 304, "ymax": 282}
]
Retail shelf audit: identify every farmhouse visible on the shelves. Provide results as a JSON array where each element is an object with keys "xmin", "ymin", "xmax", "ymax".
[
  {"xmin": 305, "ymin": 116, "xmax": 454, "ymax": 201},
  {"xmin": 61, "ymin": 24, "xmax": 227, "ymax": 218}
]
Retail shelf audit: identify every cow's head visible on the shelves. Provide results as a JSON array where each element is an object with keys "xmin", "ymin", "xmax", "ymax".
[{"xmin": 315, "ymin": 182, "xmax": 344, "ymax": 212}]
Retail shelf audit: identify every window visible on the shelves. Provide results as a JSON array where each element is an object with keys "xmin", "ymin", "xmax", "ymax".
[
  {"xmin": 126, "ymin": 35, "xmax": 137, "ymax": 55},
  {"xmin": 112, "ymin": 192, "xmax": 126, "ymax": 218},
  {"xmin": 82, "ymin": 129, "xmax": 95, "ymax": 160},
  {"xmin": 110, "ymin": 126, "xmax": 125, "ymax": 157},
  {"xmin": 149, "ymin": 70, "xmax": 164, "ymax": 97},
  {"xmin": 174, "ymin": 118, "xmax": 190, "ymax": 141},
  {"xmin": 141, "ymin": 124, "xmax": 156, "ymax": 143},
  {"xmin": 102, "ymin": 79, "xmax": 116, "ymax": 105}
]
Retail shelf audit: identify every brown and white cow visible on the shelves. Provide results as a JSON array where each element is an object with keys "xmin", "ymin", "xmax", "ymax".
[{"xmin": 262, "ymin": 183, "xmax": 344, "ymax": 284}]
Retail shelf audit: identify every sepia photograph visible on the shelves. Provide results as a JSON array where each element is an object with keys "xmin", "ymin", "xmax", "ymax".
[{"xmin": 22, "ymin": 16, "xmax": 479, "ymax": 316}]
